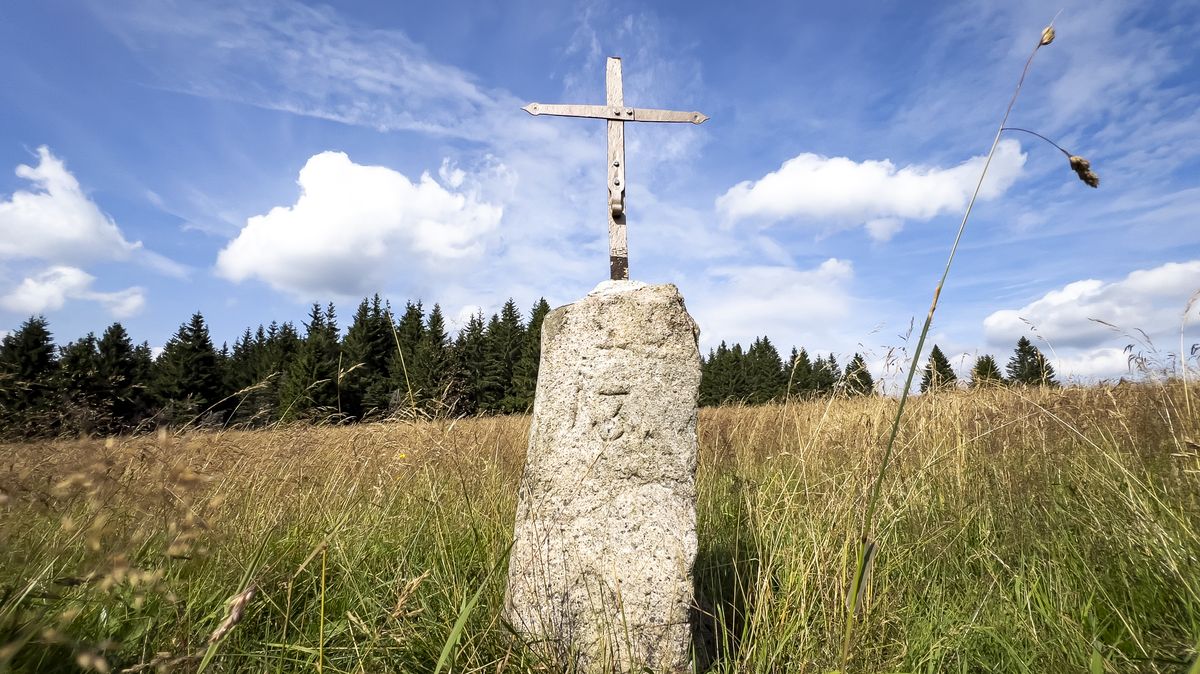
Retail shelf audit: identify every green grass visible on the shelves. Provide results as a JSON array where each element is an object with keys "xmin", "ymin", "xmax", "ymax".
[{"xmin": 1, "ymin": 384, "xmax": 1198, "ymax": 672}]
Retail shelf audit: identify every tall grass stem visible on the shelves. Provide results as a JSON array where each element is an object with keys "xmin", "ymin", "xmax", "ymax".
[{"xmin": 841, "ymin": 24, "xmax": 1056, "ymax": 667}]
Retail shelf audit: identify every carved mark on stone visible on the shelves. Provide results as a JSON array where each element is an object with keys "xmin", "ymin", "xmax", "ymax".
[
  {"xmin": 593, "ymin": 388, "xmax": 630, "ymax": 442},
  {"xmin": 566, "ymin": 383, "xmax": 583, "ymax": 430}
]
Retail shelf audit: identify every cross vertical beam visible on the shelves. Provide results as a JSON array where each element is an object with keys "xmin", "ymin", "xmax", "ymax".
[
  {"xmin": 606, "ymin": 57, "xmax": 628, "ymax": 280},
  {"xmin": 521, "ymin": 55, "xmax": 708, "ymax": 282}
]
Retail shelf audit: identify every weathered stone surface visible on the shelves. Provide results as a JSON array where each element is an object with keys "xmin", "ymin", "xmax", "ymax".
[{"xmin": 505, "ymin": 281, "xmax": 701, "ymax": 672}]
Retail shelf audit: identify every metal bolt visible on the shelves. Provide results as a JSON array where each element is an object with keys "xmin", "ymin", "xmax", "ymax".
[
  {"xmin": 613, "ymin": 160, "xmax": 620, "ymax": 167},
  {"xmin": 625, "ymin": 108, "xmax": 633, "ymax": 116},
  {"xmin": 614, "ymin": 179, "xmax": 621, "ymax": 186}
]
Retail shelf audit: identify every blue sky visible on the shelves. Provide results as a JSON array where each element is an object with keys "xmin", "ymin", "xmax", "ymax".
[{"xmin": 1, "ymin": 0, "xmax": 1198, "ymax": 382}]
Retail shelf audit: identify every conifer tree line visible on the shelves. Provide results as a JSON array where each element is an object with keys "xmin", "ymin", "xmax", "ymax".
[
  {"xmin": 700, "ymin": 335, "xmax": 1061, "ymax": 405},
  {"xmin": 1, "ymin": 295, "xmax": 1062, "ymax": 439},
  {"xmin": 0, "ymin": 295, "xmax": 552, "ymax": 439},
  {"xmin": 920, "ymin": 337, "xmax": 1059, "ymax": 392},
  {"xmin": 699, "ymin": 338, "xmax": 875, "ymax": 406}
]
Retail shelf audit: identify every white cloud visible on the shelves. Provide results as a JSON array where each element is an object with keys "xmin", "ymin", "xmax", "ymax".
[
  {"xmin": 983, "ymin": 260, "xmax": 1200, "ymax": 348},
  {"xmin": 96, "ymin": 1, "xmax": 508, "ymax": 142},
  {"xmin": 1, "ymin": 266, "xmax": 146, "ymax": 318},
  {"xmin": 983, "ymin": 260, "xmax": 1200, "ymax": 378},
  {"xmin": 865, "ymin": 218, "xmax": 904, "ymax": 243},
  {"xmin": 0, "ymin": 147, "xmax": 140, "ymax": 264},
  {"xmin": 216, "ymin": 151, "xmax": 504, "ymax": 297},
  {"xmin": 689, "ymin": 258, "xmax": 857, "ymax": 353},
  {"xmin": 715, "ymin": 140, "xmax": 1026, "ymax": 233},
  {"xmin": 1049, "ymin": 348, "xmax": 1138, "ymax": 381},
  {"xmin": 94, "ymin": 1, "xmax": 711, "ymax": 312},
  {"xmin": 0, "ymin": 147, "xmax": 189, "ymax": 317}
]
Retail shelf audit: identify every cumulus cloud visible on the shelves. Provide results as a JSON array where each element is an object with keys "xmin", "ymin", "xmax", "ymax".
[
  {"xmin": 983, "ymin": 260, "xmax": 1200, "ymax": 348},
  {"xmin": 215, "ymin": 151, "xmax": 504, "ymax": 297},
  {"xmin": 715, "ymin": 140, "xmax": 1026, "ymax": 233},
  {"xmin": 983, "ymin": 260, "xmax": 1200, "ymax": 378},
  {"xmin": 0, "ymin": 147, "xmax": 140, "ymax": 264},
  {"xmin": 690, "ymin": 258, "xmax": 856, "ymax": 352},
  {"xmin": 1, "ymin": 266, "xmax": 146, "ymax": 318}
]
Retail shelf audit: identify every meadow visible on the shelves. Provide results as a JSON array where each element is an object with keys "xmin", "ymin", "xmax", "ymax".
[{"xmin": 1, "ymin": 382, "xmax": 1198, "ymax": 672}]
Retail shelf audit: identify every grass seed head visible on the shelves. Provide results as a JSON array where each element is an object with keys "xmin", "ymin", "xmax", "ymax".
[
  {"xmin": 76, "ymin": 651, "xmax": 110, "ymax": 673},
  {"xmin": 1040, "ymin": 25, "xmax": 1056, "ymax": 46},
  {"xmin": 208, "ymin": 585, "xmax": 257, "ymax": 645},
  {"xmin": 1069, "ymin": 155, "xmax": 1100, "ymax": 187}
]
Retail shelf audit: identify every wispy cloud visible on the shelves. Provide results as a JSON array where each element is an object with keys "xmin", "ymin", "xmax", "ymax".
[{"xmin": 97, "ymin": 1, "xmax": 505, "ymax": 140}]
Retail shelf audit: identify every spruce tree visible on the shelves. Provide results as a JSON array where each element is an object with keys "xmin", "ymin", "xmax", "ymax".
[
  {"xmin": 342, "ymin": 295, "xmax": 394, "ymax": 419},
  {"xmin": 479, "ymin": 311, "xmax": 504, "ymax": 411},
  {"xmin": 280, "ymin": 304, "xmax": 341, "ymax": 420},
  {"xmin": 0, "ymin": 316, "xmax": 60, "ymax": 436},
  {"xmin": 512, "ymin": 298, "xmax": 551, "ymax": 410},
  {"xmin": 811, "ymin": 354, "xmax": 840, "ymax": 395},
  {"xmin": 728, "ymin": 343, "xmax": 751, "ymax": 401},
  {"xmin": 131, "ymin": 341, "xmax": 155, "ymax": 419},
  {"xmin": 1006, "ymin": 337, "xmax": 1059, "ymax": 386},
  {"xmin": 153, "ymin": 312, "xmax": 223, "ymax": 423},
  {"xmin": 263, "ymin": 321, "xmax": 302, "ymax": 418},
  {"xmin": 97, "ymin": 322, "xmax": 144, "ymax": 431},
  {"xmin": 223, "ymin": 327, "xmax": 273, "ymax": 425},
  {"xmin": 786, "ymin": 347, "xmax": 813, "ymax": 398},
  {"xmin": 700, "ymin": 341, "xmax": 739, "ymax": 405},
  {"xmin": 844, "ymin": 353, "xmax": 875, "ymax": 396},
  {"xmin": 225, "ymin": 328, "xmax": 258, "ymax": 394},
  {"xmin": 699, "ymin": 347, "xmax": 719, "ymax": 407},
  {"xmin": 453, "ymin": 311, "xmax": 488, "ymax": 413},
  {"xmin": 415, "ymin": 303, "xmax": 455, "ymax": 411},
  {"xmin": 969, "ymin": 354, "xmax": 1005, "ymax": 388},
  {"xmin": 389, "ymin": 301, "xmax": 426, "ymax": 409},
  {"xmin": 920, "ymin": 344, "xmax": 957, "ymax": 393},
  {"xmin": 58, "ymin": 333, "xmax": 104, "ymax": 432},
  {"xmin": 744, "ymin": 336, "xmax": 785, "ymax": 404},
  {"xmin": 481, "ymin": 299, "xmax": 526, "ymax": 412}
]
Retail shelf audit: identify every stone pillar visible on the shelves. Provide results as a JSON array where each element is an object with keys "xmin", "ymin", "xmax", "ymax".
[{"xmin": 505, "ymin": 281, "xmax": 701, "ymax": 672}]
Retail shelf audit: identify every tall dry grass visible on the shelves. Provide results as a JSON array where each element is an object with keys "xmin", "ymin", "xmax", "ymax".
[{"xmin": 1, "ymin": 383, "xmax": 1198, "ymax": 672}]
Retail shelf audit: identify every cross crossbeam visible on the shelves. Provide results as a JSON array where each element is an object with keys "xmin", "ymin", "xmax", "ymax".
[
  {"xmin": 523, "ymin": 56, "xmax": 709, "ymax": 280},
  {"xmin": 522, "ymin": 103, "xmax": 709, "ymax": 125}
]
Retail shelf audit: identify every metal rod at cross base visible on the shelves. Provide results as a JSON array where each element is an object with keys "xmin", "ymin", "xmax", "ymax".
[{"xmin": 522, "ymin": 56, "xmax": 709, "ymax": 281}]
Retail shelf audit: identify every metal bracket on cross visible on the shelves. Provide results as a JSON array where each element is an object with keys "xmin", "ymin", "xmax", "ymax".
[{"xmin": 522, "ymin": 56, "xmax": 709, "ymax": 281}]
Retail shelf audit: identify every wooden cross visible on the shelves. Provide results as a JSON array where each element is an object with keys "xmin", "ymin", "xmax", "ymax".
[{"xmin": 523, "ymin": 56, "xmax": 709, "ymax": 280}]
